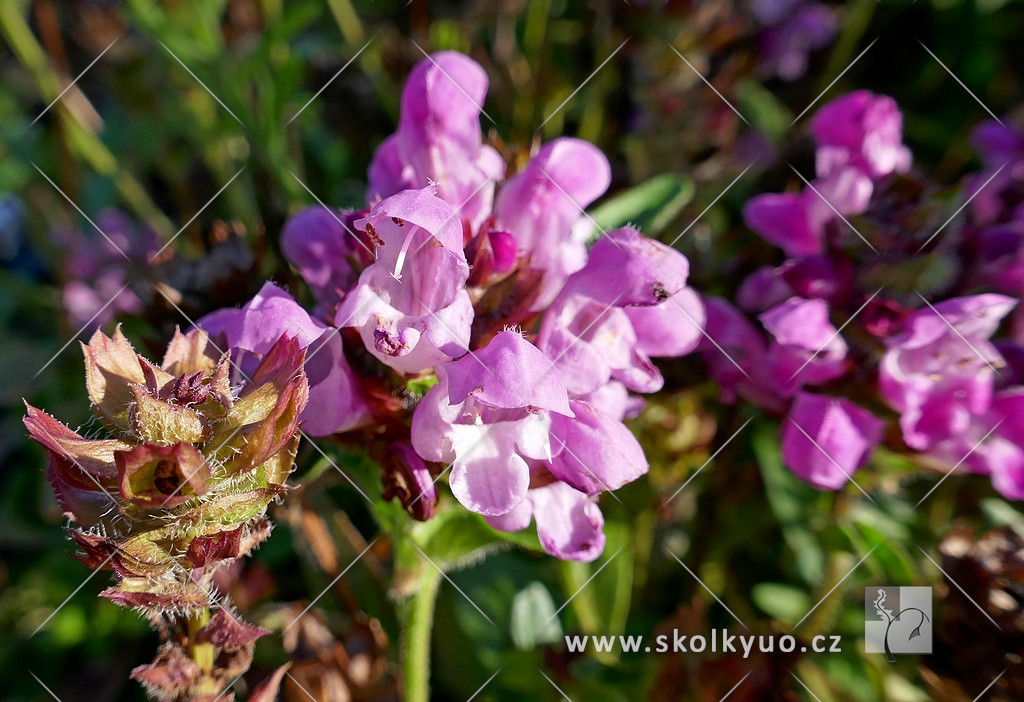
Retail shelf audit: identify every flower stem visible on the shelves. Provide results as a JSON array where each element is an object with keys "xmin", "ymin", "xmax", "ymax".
[
  {"xmin": 403, "ymin": 566, "xmax": 442, "ymax": 702},
  {"xmin": 187, "ymin": 608, "xmax": 218, "ymax": 694}
]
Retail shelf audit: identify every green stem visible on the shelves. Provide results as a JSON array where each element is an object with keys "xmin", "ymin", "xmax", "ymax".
[
  {"xmin": 187, "ymin": 608, "xmax": 218, "ymax": 695},
  {"xmin": 403, "ymin": 566, "xmax": 442, "ymax": 702}
]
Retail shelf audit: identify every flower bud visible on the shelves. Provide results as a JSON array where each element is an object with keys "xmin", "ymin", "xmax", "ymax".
[{"xmin": 381, "ymin": 441, "xmax": 437, "ymax": 521}]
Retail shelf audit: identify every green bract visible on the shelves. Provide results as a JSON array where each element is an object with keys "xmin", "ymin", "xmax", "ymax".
[{"xmin": 24, "ymin": 326, "xmax": 308, "ymax": 699}]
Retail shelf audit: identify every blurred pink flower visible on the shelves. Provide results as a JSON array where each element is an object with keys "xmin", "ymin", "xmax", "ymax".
[{"xmin": 782, "ymin": 392, "xmax": 884, "ymax": 490}]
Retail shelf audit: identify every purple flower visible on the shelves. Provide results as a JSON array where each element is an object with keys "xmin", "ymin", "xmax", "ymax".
[
  {"xmin": 493, "ymin": 138, "xmax": 611, "ymax": 309},
  {"xmin": 537, "ymin": 227, "xmax": 703, "ymax": 395},
  {"xmin": 335, "ymin": 187, "xmax": 474, "ymax": 374},
  {"xmin": 699, "ymin": 295, "xmax": 848, "ymax": 409},
  {"xmin": 756, "ymin": 3, "xmax": 837, "ymax": 82},
  {"xmin": 862, "ymin": 297, "xmax": 908, "ymax": 339},
  {"xmin": 751, "ymin": 0, "xmax": 803, "ymax": 25},
  {"xmin": 624, "ymin": 287, "xmax": 706, "ymax": 357},
  {"xmin": 996, "ymin": 341, "xmax": 1024, "ymax": 387},
  {"xmin": 742, "ymin": 190, "xmax": 831, "ymax": 256},
  {"xmin": 879, "ymin": 294, "xmax": 1016, "ymax": 439},
  {"xmin": 701, "ymin": 297, "xmax": 766, "ymax": 399},
  {"xmin": 576, "ymin": 379, "xmax": 645, "ymax": 422},
  {"xmin": 557, "ymin": 227, "xmax": 691, "ymax": 306},
  {"xmin": 58, "ymin": 209, "xmax": 158, "ymax": 330},
  {"xmin": 538, "ymin": 293, "xmax": 661, "ymax": 395},
  {"xmin": 973, "ymin": 223, "xmax": 1024, "ymax": 294},
  {"xmin": 382, "ymin": 441, "xmax": 437, "ymax": 521},
  {"xmin": 546, "ymin": 398, "xmax": 649, "ymax": 495},
  {"xmin": 742, "ymin": 168, "xmax": 871, "ymax": 256},
  {"xmin": 778, "ymin": 255, "xmax": 847, "ymax": 301},
  {"xmin": 914, "ymin": 388, "xmax": 1024, "ymax": 500},
  {"xmin": 63, "ymin": 275, "xmax": 144, "ymax": 332},
  {"xmin": 700, "ymin": 297, "xmax": 786, "ymax": 410},
  {"xmin": 737, "ymin": 266, "xmax": 795, "ymax": 313},
  {"xmin": 810, "ymin": 90, "xmax": 912, "ymax": 180},
  {"xmin": 970, "ymin": 120, "xmax": 1024, "ymax": 169},
  {"xmin": 486, "ymin": 480, "xmax": 605, "ymax": 562},
  {"xmin": 199, "ymin": 281, "xmax": 369, "ymax": 436},
  {"xmin": 814, "ymin": 165, "xmax": 875, "ymax": 214},
  {"xmin": 465, "ymin": 228, "xmax": 518, "ymax": 286},
  {"xmin": 879, "ymin": 294, "xmax": 1018, "ymax": 488},
  {"xmin": 760, "ymin": 297, "xmax": 848, "ymax": 394},
  {"xmin": 964, "ymin": 122, "xmax": 1024, "ymax": 254},
  {"xmin": 983, "ymin": 390, "xmax": 1024, "ymax": 498},
  {"xmin": 782, "ymin": 392, "xmax": 884, "ymax": 490},
  {"xmin": 410, "ymin": 330, "xmax": 572, "ymax": 516},
  {"xmin": 737, "ymin": 256, "xmax": 846, "ymax": 313},
  {"xmin": 281, "ymin": 206, "xmax": 364, "ymax": 311},
  {"xmin": 367, "ymin": 52, "xmax": 505, "ymax": 233}
]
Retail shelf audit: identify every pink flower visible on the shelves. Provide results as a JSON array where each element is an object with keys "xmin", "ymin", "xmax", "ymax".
[
  {"xmin": 537, "ymin": 227, "xmax": 703, "ymax": 395},
  {"xmin": 810, "ymin": 90, "xmax": 912, "ymax": 180},
  {"xmin": 879, "ymin": 294, "xmax": 1016, "ymax": 431},
  {"xmin": 737, "ymin": 256, "xmax": 847, "ymax": 312},
  {"xmin": 742, "ymin": 190, "xmax": 831, "ymax": 256},
  {"xmin": 970, "ymin": 120, "xmax": 1024, "ymax": 169},
  {"xmin": 281, "ymin": 206, "xmax": 365, "ymax": 311},
  {"xmin": 335, "ymin": 187, "xmax": 474, "ymax": 374},
  {"xmin": 58, "ymin": 209, "xmax": 157, "ymax": 330},
  {"xmin": 755, "ymin": 2, "xmax": 837, "ymax": 82},
  {"xmin": 367, "ymin": 52, "xmax": 505, "ymax": 233},
  {"xmin": 493, "ymin": 138, "xmax": 611, "ymax": 308},
  {"xmin": 760, "ymin": 296, "xmax": 848, "ymax": 394},
  {"xmin": 486, "ymin": 480, "xmax": 605, "ymax": 562},
  {"xmin": 878, "ymin": 294, "xmax": 1022, "ymax": 499},
  {"xmin": 742, "ymin": 168, "xmax": 871, "ymax": 256},
  {"xmin": 912, "ymin": 388, "xmax": 1024, "ymax": 500},
  {"xmin": 737, "ymin": 266, "xmax": 796, "ymax": 312},
  {"xmin": 546, "ymin": 399, "xmax": 649, "ymax": 495},
  {"xmin": 700, "ymin": 296, "xmax": 783, "ymax": 410},
  {"xmin": 782, "ymin": 392, "xmax": 884, "ymax": 490},
  {"xmin": 200, "ymin": 282, "xmax": 369, "ymax": 436},
  {"xmin": 410, "ymin": 330, "xmax": 572, "ymax": 516}
]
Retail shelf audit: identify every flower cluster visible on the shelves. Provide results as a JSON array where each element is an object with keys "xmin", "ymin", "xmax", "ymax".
[
  {"xmin": 204, "ymin": 51, "xmax": 704, "ymax": 561},
  {"xmin": 709, "ymin": 91, "xmax": 1024, "ymax": 498},
  {"xmin": 879, "ymin": 294, "xmax": 1022, "ymax": 497},
  {"xmin": 25, "ymin": 327, "xmax": 306, "ymax": 699},
  {"xmin": 752, "ymin": 0, "xmax": 838, "ymax": 82},
  {"xmin": 56, "ymin": 209, "xmax": 158, "ymax": 330},
  {"xmin": 744, "ymin": 90, "xmax": 910, "ymax": 257}
]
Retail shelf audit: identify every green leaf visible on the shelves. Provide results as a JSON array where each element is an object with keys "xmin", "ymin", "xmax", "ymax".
[
  {"xmin": 735, "ymin": 79, "xmax": 794, "ymax": 141},
  {"xmin": 980, "ymin": 498, "xmax": 1024, "ymax": 538},
  {"xmin": 181, "ymin": 487, "xmax": 286, "ymax": 528},
  {"xmin": 394, "ymin": 507, "xmax": 544, "ymax": 595},
  {"xmin": 510, "ymin": 582, "xmax": 563, "ymax": 650},
  {"xmin": 557, "ymin": 524, "xmax": 633, "ymax": 651},
  {"xmin": 405, "ymin": 375, "xmax": 439, "ymax": 400},
  {"xmin": 410, "ymin": 508, "xmax": 506, "ymax": 569},
  {"xmin": 588, "ymin": 173, "xmax": 694, "ymax": 239},
  {"xmin": 753, "ymin": 422, "xmax": 827, "ymax": 584},
  {"xmin": 751, "ymin": 582, "xmax": 812, "ymax": 626}
]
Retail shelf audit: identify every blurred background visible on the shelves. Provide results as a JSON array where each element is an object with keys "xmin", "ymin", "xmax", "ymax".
[{"xmin": 2, "ymin": 0, "xmax": 1024, "ymax": 700}]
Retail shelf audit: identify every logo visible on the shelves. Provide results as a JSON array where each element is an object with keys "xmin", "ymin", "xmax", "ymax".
[{"xmin": 864, "ymin": 587, "xmax": 932, "ymax": 661}]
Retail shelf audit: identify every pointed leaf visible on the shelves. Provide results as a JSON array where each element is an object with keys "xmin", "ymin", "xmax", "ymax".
[
  {"xmin": 116, "ymin": 442, "xmax": 210, "ymax": 508},
  {"xmin": 588, "ymin": 174, "xmax": 694, "ymax": 238},
  {"xmin": 129, "ymin": 385, "xmax": 212, "ymax": 445},
  {"xmin": 83, "ymin": 325, "xmax": 148, "ymax": 434}
]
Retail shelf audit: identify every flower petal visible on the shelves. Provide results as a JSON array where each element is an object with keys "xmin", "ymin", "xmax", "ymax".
[
  {"xmin": 531, "ymin": 482, "xmax": 605, "ymax": 562},
  {"xmin": 443, "ymin": 330, "xmax": 572, "ymax": 415},
  {"xmin": 547, "ymin": 400, "xmax": 649, "ymax": 495}
]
